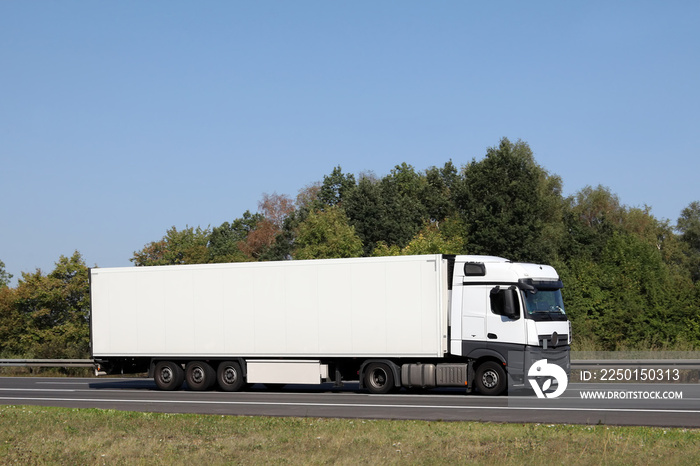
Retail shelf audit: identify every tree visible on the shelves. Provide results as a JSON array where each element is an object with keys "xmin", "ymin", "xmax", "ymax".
[
  {"xmin": 241, "ymin": 193, "xmax": 296, "ymax": 260},
  {"xmin": 561, "ymin": 185, "xmax": 629, "ymax": 263},
  {"xmin": 259, "ymin": 192, "xmax": 295, "ymax": 230},
  {"xmin": 344, "ymin": 164, "xmax": 432, "ymax": 254},
  {"xmin": 372, "ymin": 217, "xmax": 467, "ymax": 257},
  {"xmin": 560, "ymin": 223, "xmax": 700, "ymax": 350},
  {"xmin": 318, "ymin": 166, "xmax": 356, "ymax": 207},
  {"xmin": 455, "ymin": 138, "xmax": 564, "ymax": 263},
  {"xmin": 569, "ymin": 185, "xmax": 625, "ymax": 229},
  {"xmin": 343, "ymin": 175, "xmax": 386, "ymax": 255},
  {"xmin": 405, "ymin": 221, "xmax": 466, "ymax": 255},
  {"xmin": 8, "ymin": 252, "xmax": 90, "ymax": 358},
  {"xmin": 209, "ymin": 211, "xmax": 263, "ymax": 263},
  {"xmin": 677, "ymin": 201, "xmax": 700, "ymax": 282},
  {"xmin": 0, "ymin": 285, "xmax": 22, "ymax": 355},
  {"xmin": 558, "ymin": 186, "xmax": 700, "ymax": 349},
  {"xmin": 0, "ymin": 260, "xmax": 11, "ymax": 289},
  {"xmin": 678, "ymin": 201, "xmax": 700, "ymax": 251},
  {"xmin": 377, "ymin": 163, "xmax": 429, "ymax": 247},
  {"xmin": 423, "ymin": 161, "xmax": 459, "ymax": 222},
  {"xmin": 131, "ymin": 226, "xmax": 211, "ymax": 266},
  {"xmin": 263, "ymin": 184, "xmax": 327, "ymax": 261},
  {"xmin": 403, "ymin": 218, "xmax": 466, "ymax": 255},
  {"xmin": 599, "ymin": 232, "xmax": 698, "ymax": 348},
  {"xmin": 296, "ymin": 182, "xmax": 323, "ymax": 212},
  {"xmin": 293, "ymin": 206, "xmax": 364, "ymax": 259}
]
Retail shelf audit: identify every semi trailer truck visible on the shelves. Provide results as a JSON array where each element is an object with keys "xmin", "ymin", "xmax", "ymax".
[{"xmin": 90, "ymin": 254, "xmax": 570, "ymax": 396}]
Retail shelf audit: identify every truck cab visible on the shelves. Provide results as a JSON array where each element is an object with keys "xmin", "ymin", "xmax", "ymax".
[{"xmin": 448, "ymin": 256, "xmax": 570, "ymax": 395}]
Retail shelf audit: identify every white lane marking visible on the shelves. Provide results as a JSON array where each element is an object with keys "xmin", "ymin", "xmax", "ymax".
[
  {"xmin": 0, "ymin": 396, "xmax": 699, "ymax": 415},
  {"xmin": 36, "ymin": 382, "xmax": 87, "ymax": 385},
  {"xmin": 0, "ymin": 389, "xmax": 76, "ymax": 392},
  {"xmin": 4, "ymin": 387, "xmax": 699, "ymax": 402},
  {"xmin": 3, "ymin": 388, "xmax": 699, "ymax": 405}
]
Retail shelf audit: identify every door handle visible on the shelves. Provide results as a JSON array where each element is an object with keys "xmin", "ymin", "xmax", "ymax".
[{"xmin": 487, "ymin": 333, "xmax": 497, "ymax": 340}]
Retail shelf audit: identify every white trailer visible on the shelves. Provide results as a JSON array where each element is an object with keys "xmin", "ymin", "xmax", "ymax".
[{"xmin": 90, "ymin": 254, "xmax": 570, "ymax": 395}]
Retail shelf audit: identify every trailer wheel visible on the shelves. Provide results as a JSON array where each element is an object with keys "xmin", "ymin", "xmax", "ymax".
[
  {"xmin": 154, "ymin": 361, "xmax": 184, "ymax": 391},
  {"xmin": 364, "ymin": 363, "xmax": 395, "ymax": 394},
  {"xmin": 186, "ymin": 361, "xmax": 216, "ymax": 391},
  {"xmin": 475, "ymin": 361, "xmax": 506, "ymax": 396},
  {"xmin": 217, "ymin": 361, "xmax": 245, "ymax": 392}
]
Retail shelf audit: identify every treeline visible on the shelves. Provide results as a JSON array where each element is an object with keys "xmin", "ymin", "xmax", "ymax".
[
  {"xmin": 0, "ymin": 252, "xmax": 89, "ymax": 360},
  {"xmin": 1, "ymin": 138, "xmax": 699, "ymax": 358}
]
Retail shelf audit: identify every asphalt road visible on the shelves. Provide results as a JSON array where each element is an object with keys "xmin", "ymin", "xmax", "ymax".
[{"xmin": 1, "ymin": 376, "xmax": 699, "ymax": 427}]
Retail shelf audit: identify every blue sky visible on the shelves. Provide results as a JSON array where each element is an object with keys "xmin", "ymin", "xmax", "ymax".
[{"xmin": 1, "ymin": 1, "xmax": 698, "ymax": 283}]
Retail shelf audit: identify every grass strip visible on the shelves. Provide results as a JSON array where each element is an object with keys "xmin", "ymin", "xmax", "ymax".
[{"xmin": 1, "ymin": 405, "xmax": 699, "ymax": 464}]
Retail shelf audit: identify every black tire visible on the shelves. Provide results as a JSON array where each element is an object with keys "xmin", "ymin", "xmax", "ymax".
[
  {"xmin": 364, "ymin": 363, "xmax": 395, "ymax": 394},
  {"xmin": 185, "ymin": 361, "xmax": 216, "ymax": 391},
  {"xmin": 154, "ymin": 361, "xmax": 185, "ymax": 391},
  {"xmin": 217, "ymin": 361, "xmax": 246, "ymax": 392},
  {"xmin": 475, "ymin": 361, "xmax": 507, "ymax": 396}
]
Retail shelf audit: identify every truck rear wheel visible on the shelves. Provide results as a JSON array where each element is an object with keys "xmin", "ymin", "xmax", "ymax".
[
  {"xmin": 154, "ymin": 361, "xmax": 184, "ymax": 391},
  {"xmin": 186, "ymin": 361, "xmax": 216, "ymax": 391},
  {"xmin": 217, "ymin": 361, "xmax": 245, "ymax": 392},
  {"xmin": 475, "ymin": 361, "xmax": 506, "ymax": 396},
  {"xmin": 364, "ymin": 363, "xmax": 395, "ymax": 394}
]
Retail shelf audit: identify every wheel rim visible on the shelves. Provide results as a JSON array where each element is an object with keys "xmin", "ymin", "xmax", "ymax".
[
  {"xmin": 223, "ymin": 367, "xmax": 237, "ymax": 385},
  {"xmin": 481, "ymin": 369, "xmax": 499, "ymax": 389},
  {"xmin": 369, "ymin": 368, "xmax": 388, "ymax": 389},
  {"xmin": 160, "ymin": 367, "xmax": 173, "ymax": 383},
  {"xmin": 191, "ymin": 367, "xmax": 205, "ymax": 384}
]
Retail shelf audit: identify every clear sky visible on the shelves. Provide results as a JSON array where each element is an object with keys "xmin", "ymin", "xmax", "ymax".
[{"xmin": 1, "ymin": 1, "xmax": 698, "ymax": 283}]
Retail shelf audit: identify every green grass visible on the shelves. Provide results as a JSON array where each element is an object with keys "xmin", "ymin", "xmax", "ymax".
[{"xmin": 1, "ymin": 406, "xmax": 699, "ymax": 464}]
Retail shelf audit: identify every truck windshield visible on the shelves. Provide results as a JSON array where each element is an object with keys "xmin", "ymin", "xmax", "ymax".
[{"xmin": 522, "ymin": 289, "xmax": 567, "ymax": 321}]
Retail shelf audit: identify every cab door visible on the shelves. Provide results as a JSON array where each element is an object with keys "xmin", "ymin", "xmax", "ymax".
[{"xmin": 484, "ymin": 286, "xmax": 527, "ymax": 346}]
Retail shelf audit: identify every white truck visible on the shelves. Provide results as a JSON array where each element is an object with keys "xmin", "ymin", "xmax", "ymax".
[{"xmin": 90, "ymin": 254, "xmax": 570, "ymax": 395}]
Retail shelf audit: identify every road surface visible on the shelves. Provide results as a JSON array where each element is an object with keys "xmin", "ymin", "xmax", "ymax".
[{"xmin": 1, "ymin": 377, "xmax": 698, "ymax": 427}]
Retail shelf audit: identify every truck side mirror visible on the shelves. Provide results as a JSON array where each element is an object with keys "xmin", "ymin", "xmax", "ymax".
[
  {"xmin": 503, "ymin": 290, "xmax": 517, "ymax": 319},
  {"xmin": 490, "ymin": 286, "xmax": 520, "ymax": 320}
]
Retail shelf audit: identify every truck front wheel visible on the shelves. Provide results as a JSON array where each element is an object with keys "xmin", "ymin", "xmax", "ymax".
[
  {"xmin": 475, "ymin": 361, "xmax": 506, "ymax": 396},
  {"xmin": 364, "ymin": 363, "xmax": 395, "ymax": 394},
  {"xmin": 217, "ymin": 361, "xmax": 245, "ymax": 392},
  {"xmin": 154, "ymin": 361, "xmax": 184, "ymax": 391}
]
